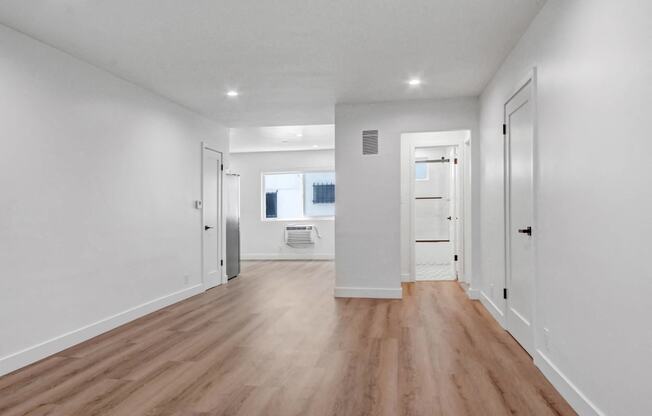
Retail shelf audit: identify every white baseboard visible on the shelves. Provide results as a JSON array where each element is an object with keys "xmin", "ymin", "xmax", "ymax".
[
  {"xmin": 465, "ymin": 287, "xmax": 481, "ymax": 300},
  {"xmin": 0, "ymin": 284, "xmax": 203, "ymax": 377},
  {"xmin": 474, "ymin": 290, "xmax": 604, "ymax": 416},
  {"xmin": 479, "ymin": 290, "xmax": 505, "ymax": 326},
  {"xmin": 534, "ymin": 351, "xmax": 606, "ymax": 416},
  {"xmin": 400, "ymin": 273, "xmax": 411, "ymax": 282},
  {"xmin": 334, "ymin": 286, "xmax": 403, "ymax": 299},
  {"xmin": 242, "ymin": 253, "xmax": 334, "ymax": 261}
]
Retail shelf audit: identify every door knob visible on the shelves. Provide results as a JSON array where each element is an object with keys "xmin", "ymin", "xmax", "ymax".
[
  {"xmin": 517, "ymin": 226, "xmax": 532, "ymax": 236},
  {"xmin": 204, "ymin": 225, "xmax": 214, "ymax": 231},
  {"xmin": 447, "ymin": 216, "xmax": 452, "ymax": 220}
]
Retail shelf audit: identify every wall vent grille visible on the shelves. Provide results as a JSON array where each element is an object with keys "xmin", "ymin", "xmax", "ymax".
[{"xmin": 362, "ymin": 130, "xmax": 379, "ymax": 155}]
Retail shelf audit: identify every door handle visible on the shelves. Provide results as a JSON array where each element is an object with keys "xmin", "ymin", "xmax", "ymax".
[
  {"xmin": 204, "ymin": 225, "xmax": 215, "ymax": 231},
  {"xmin": 518, "ymin": 226, "xmax": 532, "ymax": 236},
  {"xmin": 447, "ymin": 216, "xmax": 452, "ymax": 220}
]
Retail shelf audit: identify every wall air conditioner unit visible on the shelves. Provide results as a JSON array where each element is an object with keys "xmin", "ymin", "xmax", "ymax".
[{"xmin": 284, "ymin": 225, "xmax": 317, "ymax": 248}]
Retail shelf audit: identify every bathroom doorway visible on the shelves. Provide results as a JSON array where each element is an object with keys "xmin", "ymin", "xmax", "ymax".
[
  {"xmin": 400, "ymin": 130, "xmax": 471, "ymax": 284},
  {"xmin": 413, "ymin": 146, "xmax": 458, "ymax": 280}
]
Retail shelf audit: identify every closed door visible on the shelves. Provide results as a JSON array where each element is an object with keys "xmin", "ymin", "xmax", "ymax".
[
  {"xmin": 203, "ymin": 147, "xmax": 222, "ymax": 289},
  {"xmin": 505, "ymin": 79, "xmax": 535, "ymax": 356}
]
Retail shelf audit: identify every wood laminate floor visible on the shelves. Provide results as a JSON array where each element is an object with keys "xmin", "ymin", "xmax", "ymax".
[{"xmin": 0, "ymin": 261, "xmax": 576, "ymax": 416}]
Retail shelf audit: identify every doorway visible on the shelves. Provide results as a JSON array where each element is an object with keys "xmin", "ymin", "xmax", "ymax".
[
  {"xmin": 504, "ymin": 71, "xmax": 536, "ymax": 356},
  {"xmin": 400, "ymin": 130, "xmax": 471, "ymax": 284},
  {"xmin": 202, "ymin": 143, "xmax": 224, "ymax": 290},
  {"xmin": 413, "ymin": 146, "xmax": 459, "ymax": 280}
]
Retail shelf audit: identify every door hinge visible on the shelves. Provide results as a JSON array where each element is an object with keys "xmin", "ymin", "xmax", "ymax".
[
  {"xmin": 454, "ymin": 158, "xmax": 458, "ymax": 165},
  {"xmin": 503, "ymin": 288, "xmax": 508, "ymax": 299},
  {"xmin": 454, "ymin": 254, "xmax": 458, "ymax": 261},
  {"xmin": 220, "ymin": 259, "xmax": 224, "ymax": 266},
  {"xmin": 502, "ymin": 124, "xmax": 507, "ymax": 135},
  {"xmin": 220, "ymin": 164, "xmax": 224, "ymax": 171}
]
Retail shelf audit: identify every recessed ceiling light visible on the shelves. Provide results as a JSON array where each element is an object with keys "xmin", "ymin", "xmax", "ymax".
[
  {"xmin": 312, "ymin": 145, "xmax": 319, "ymax": 148},
  {"xmin": 226, "ymin": 90, "xmax": 239, "ymax": 97},
  {"xmin": 296, "ymin": 133, "xmax": 303, "ymax": 138},
  {"xmin": 408, "ymin": 78, "xmax": 422, "ymax": 86}
]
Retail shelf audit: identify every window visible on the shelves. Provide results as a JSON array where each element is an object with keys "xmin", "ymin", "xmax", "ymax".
[
  {"xmin": 263, "ymin": 171, "xmax": 335, "ymax": 220},
  {"xmin": 415, "ymin": 162, "xmax": 429, "ymax": 181},
  {"xmin": 304, "ymin": 171, "xmax": 335, "ymax": 217}
]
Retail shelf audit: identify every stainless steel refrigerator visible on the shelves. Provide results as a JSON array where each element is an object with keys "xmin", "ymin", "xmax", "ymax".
[{"xmin": 225, "ymin": 173, "xmax": 240, "ymax": 279}]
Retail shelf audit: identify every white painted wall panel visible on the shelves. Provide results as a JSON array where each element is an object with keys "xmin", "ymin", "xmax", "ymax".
[
  {"xmin": 479, "ymin": 1, "xmax": 652, "ymax": 414},
  {"xmin": 0, "ymin": 25, "xmax": 228, "ymax": 374}
]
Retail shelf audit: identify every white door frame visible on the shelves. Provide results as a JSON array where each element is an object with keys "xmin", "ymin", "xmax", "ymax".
[
  {"xmin": 401, "ymin": 130, "xmax": 471, "ymax": 284},
  {"xmin": 503, "ymin": 68, "xmax": 539, "ymax": 353},
  {"xmin": 201, "ymin": 142, "xmax": 226, "ymax": 290}
]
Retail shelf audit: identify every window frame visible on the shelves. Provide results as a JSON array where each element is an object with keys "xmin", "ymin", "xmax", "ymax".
[
  {"xmin": 260, "ymin": 169, "xmax": 335, "ymax": 222},
  {"xmin": 415, "ymin": 159, "xmax": 430, "ymax": 181}
]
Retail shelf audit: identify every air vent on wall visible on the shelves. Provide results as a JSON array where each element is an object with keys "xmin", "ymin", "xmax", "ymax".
[{"xmin": 362, "ymin": 130, "xmax": 379, "ymax": 155}]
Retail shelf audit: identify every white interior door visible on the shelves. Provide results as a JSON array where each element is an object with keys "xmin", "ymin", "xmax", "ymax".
[
  {"xmin": 505, "ymin": 79, "xmax": 535, "ymax": 356},
  {"xmin": 203, "ymin": 147, "xmax": 222, "ymax": 289}
]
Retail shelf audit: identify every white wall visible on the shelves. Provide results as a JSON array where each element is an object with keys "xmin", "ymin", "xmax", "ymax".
[
  {"xmin": 478, "ymin": 1, "xmax": 652, "ymax": 415},
  {"xmin": 0, "ymin": 25, "xmax": 229, "ymax": 375},
  {"xmin": 334, "ymin": 98, "xmax": 479, "ymax": 299},
  {"xmin": 229, "ymin": 150, "xmax": 335, "ymax": 260}
]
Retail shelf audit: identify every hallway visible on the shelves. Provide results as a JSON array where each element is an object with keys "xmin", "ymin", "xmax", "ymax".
[{"xmin": 0, "ymin": 261, "xmax": 575, "ymax": 416}]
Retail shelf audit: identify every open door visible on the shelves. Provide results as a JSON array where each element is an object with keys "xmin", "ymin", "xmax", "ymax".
[
  {"xmin": 505, "ymin": 75, "xmax": 536, "ymax": 356},
  {"xmin": 202, "ymin": 145, "xmax": 223, "ymax": 289}
]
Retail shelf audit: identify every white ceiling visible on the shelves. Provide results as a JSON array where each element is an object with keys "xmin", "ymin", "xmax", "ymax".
[
  {"xmin": 230, "ymin": 125, "xmax": 334, "ymax": 153},
  {"xmin": 0, "ymin": 0, "xmax": 545, "ymax": 127}
]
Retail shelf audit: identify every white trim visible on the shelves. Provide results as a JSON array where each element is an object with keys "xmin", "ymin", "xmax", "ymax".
[
  {"xmin": 400, "ymin": 273, "xmax": 411, "ymax": 282},
  {"xmin": 402, "ymin": 130, "xmax": 471, "ymax": 283},
  {"xmin": 465, "ymin": 287, "xmax": 480, "ymax": 300},
  {"xmin": 534, "ymin": 351, "xmax": 606, "ymax": 416},
  {"xmin": 0, "ymin": 284, "xmax": 203, "ymax": 377},
  {"xmin": 262, "ymin": 217, "xmax": 334, "ymax": 222},
  {"xmin": 242, "ymin": 253, "xmax": 334, "ymax": 260},
  {"xmin": 334, "ymin": 286, "xmax": 403, "ymax": 299},
  {"xmin": 230, "ymin": 146, "xmax": 335, "ymax": 154},
  {"xmin": 479, "ymin": 290, "xmax": 506, "ymax": 326}
]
